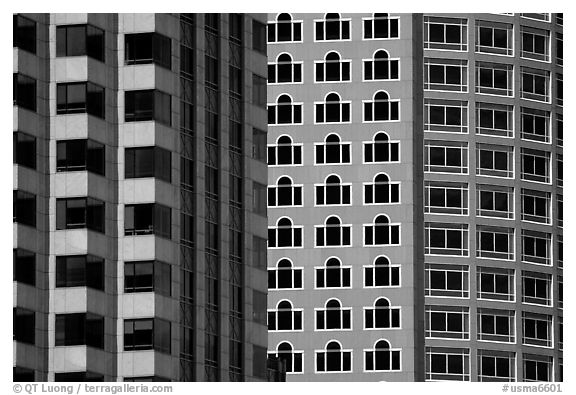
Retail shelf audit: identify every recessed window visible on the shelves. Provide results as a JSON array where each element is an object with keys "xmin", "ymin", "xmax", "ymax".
[
  {"xmin": 425, "ymin": 58, "xmax": 468, "ymax": 92},
  {"xmin": 268, "ymin": 258, "xmax": 303, "ymax": 290},
  {"xmin": 315, "ymin": 52, "xmax": 350, "ymax": 82},
  {"xmin": 364, "ymin": 13, "xmax": 399, "ymax": 39},
  {"xmin": 56, "ymin": 255, "xmax": 104, "ymax": 291},
  {"xmin": 268, "ymin": 217, "xmax": 302, "ymax": 248},
  {"xmin": 477, "ymin": 309, "xmax": 515, "ymax": 343},
  {"xmin": 475, "ymin": 20, "xmax": 513, "ymax": 56},
  {"xmin": 13, "ymin": 190, "xmax": 35, "ymax": 227},
  {"xmin": 315, "ymin": 257, "xmax": 351, "ymax": 289},
  {"xmin": 477, "ymin": 267, "xmax": 515, "ymax": 302},
  {"xmin": 424, "ymin": 16, "xmax": 468, "ymax": 51},
  {"xmin": 364, "ymin": 91, "xmax": 400, "ymax": 122},
  {"xmin": 476, "ymin": 143, "xmax": 514, "ymax": 178},
  {"xmin": 268, "ymin": 135, "xmax": 302, "ymax": 166},
  {"xmin": 268, "ymin": 53, "xmax": 302, "ymax": 84},
  {"xmin": 268, "ymin": 176, "xmax": 303, "ymax": 207},
  {"xmin": 476, "ymin": 184, "xmax": 514, "ymax": 219},
  {"xmin": 316, "ymin": 299, "xmax": 352, "ymax": 330},
  {"xmin": 425, "ymin": 263, "xmax": 468, "ymax": 298},
  {"xmin": 476, "ymin": 102, "xmax": 513, "ymax": 138},
  {"xmin": 13, "ymin": 307, "xmax": 35, "ymax": 345},
  {"xmin": 13, "ymin": 367, "xmax": 35, "ymax": 382},
  {"xmin": 425, "ymin": 222, "xmax": 469, "ymax": 256},
  {"xmin": 125, "ymin": 32, "xmax": 171, "ymax": 69},
  {"xmin": 557, "ymin": 194, "xmax": 563, "ymax": 228},
  {"xmin": 13, "ymin": 73, "xmax": 36, "ymax": 112},
  {"xmin": 363, "ymin": 49, "xmax": 399, "ymax": 81},
  {"xmin": 268, "ymin": 94, "xmax": 302, "ymax": 125},
  {"xmin": 365, "ymin": 340, "xmax": 401, "ymax": 372},
  {"xmin": 315, "ymin": 174, "xmax": 351, "ymax": 206},
  {"xmin": 252, "ymin": 74, "xmax": 266, "ymax": 107},
  {"xmin": 364, "ymin": 173, "xmax": 400, "ymax": 205},
  {"xmin": 522, "ymin": 271, "xmax": 552, "ymax": 306},
  {"xmin": 56, "ymin": 197, "xmax": 104, "ymax": 233},
  {"xmin": 252, "ymin": 128, "xmax": 267, "ymax": 162},
  {"xmin": 520, "ymin": 107, "xmax": 550, "ymax": 143},
  {"xmin": 57, "ymin": 82, "xmax": 105, "ymax": 118},
  {"xmin": 521, "ymin": 189, "xmax": 550, "ymax": 224},
  {"xmin": 315, "ymin": 92, "xmax": 350, "ymax": 123},
  {"xmin": 520, "ymin": 13, "xmax": 550, "ymax": 22},
  {"xmin": 13, "ymin": 14, "xmax": 36, "ymax": 54},
  {"xmin": 425, "ymin": 99, "xmax": 468, "ymax": 133},
  {"xmin": 523, "ymin": 354, "xmax": 553, "ymax": 382},
  {"xmin": 365, "ymin": 297, "xmax": 400, "ymax": 329},
  {"xmin": 364, "ymin": 256, "xmax": 400, "ymax": 288},
  {"xmin": 54, "ymin": 372, "xmax": 103, "ymax": 382},
  {"xmin": 556, "ymin": 74, "xmax": 563, "ymax": 106},
  {"xmin": 252, "ymin": 20, "xmax": 266, "ymax": 54},
  {"xmin": 522, "ymin": 312, "xmax": 552, "ymax": 348},
  {"xmin": 475, "ymin": 62, "xmax": 513, "ymax": 96},
  {"xmin": 556, "ymin": 33, "xmax": 563, "ymax": 66},
  {"xmin": 425, "ymin": 181, "xmax": 468, "ymax": 215},
  {"xmin": 521, "ymin": 67, "xmax": 550, "ymax": 102},
  {"xmin": 56, "ymin": 24, "xmax": 105, "ymax": 61},
  {"xmin": 269, "ymin": 342, "xmax": 303, "ymax": 374},
  {"xmin": 124, "ymin": 260, "xmax": 171, "ymax": 296},
  {"xmin": 425, "ymin": 140, "xmax": 468, "ymax": 174},
  {"xmin": 268, "ymin": 300, "xmax": 303, "ymax": 331},
  {"xmin": 521, "ymin": 148, "xmax": 550, "ymax": 183},
  {"xmin": 56, "ymin": 313, "xmax": 104, "ymax": 349},
  {"xmin": 125, "ymin": 90, "xmax": 171, "ymax": 125},
  {"xmin": 363, "ymin": 132, "xmax": 399, "ymax": 163},
  {"xmin": 477, "ymin": 350, "xmax": 515, "ymax": 382},
  {"xmin": 364, "ymin": 214, "xmax": 400, "ymax": 246},
  {"xmin": 124, "ymin": 146, "xmax": 170, "ymax": 182},
  {"xmin": 124, "ymin": 203, "xmax": 171, "ymax": 239},
  {"xmin": 521, "ymin": 27, "xmax": 550, "ymax": 62},
  {"xmin": 13, "ymin": 249, "xmax": 35, "ymax": 286},
  {"xmin": 316, "ymin": 341, "xmax": 352, "ymax": 373},
  {"xmin": 315, "ymin": 134, "xmax": 351, "ymax": 165},
  {"xmin": 426, "ymin": 347, "xmax": 470, "ymax": 381},
  {"xmin": 124, "ymin": 318, "xmax": 170, "ymax": 353},
  {"xmin": 57, "ymin": 139, "xmax": 105, "ymax": 175},
  {"xmin": 426, "ymin": 306, "xmax": 469, "ymax": 339},
  {"xmin": 13, "ymin": 132, "xmax": 36, "ymax": 169},
  {"xmin": 316, "ymin": 216, "xmax": 351, "ymax": 247},
  {"xmin": 476, "ymin": 226, "xmax": 514, "ymax": 260},
  {"xmin": 521, "ymin": 230, "xmax": 551, "ymax": 265},
  {"xmin": 268, "ymin": 13, "xmax": 302, "ymax": 43},
  {"xmin": 315, "ymin": 13, "xmax": 350, "ymax": 41}
]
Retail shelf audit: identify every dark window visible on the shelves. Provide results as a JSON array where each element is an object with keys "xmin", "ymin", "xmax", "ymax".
[
  {"xmin": 252, "ymin": 74, "xmax": 267, "ymax": 108},
  {"xmin": 252, "ymin": 128, "xmax": 267, "ymax": 162},
  {"xmin": 13, "ymin": 307, "xmax": 34, "ymax": 344},
  {"xmin": 125, "ymin": 90, "xmax": 171, "ymax": 125},
  {"xmin": 55, "ymin": 372, "xmax": 104, "ymax": 382},
  {"xmin": 57, "ymin": 139, "xmax": 105, "ymax": 175},
  {"xmin": 125, "ymin": 146, "xmax": 171, "ymax": 182},
  {"xmin": 13, "ymin": 73, "xmax": 36, "ymax": 112},
  {"xmin": 124, "ymin": 318, "xmax": 170, "ymax": 353},
  {"xmin": 124, "ymin": 261, "xmax": 171, "ymax": 295},
  {"xmin": 124, "ymin": 203, "xmax": 171, "ymax": 239},
  {"xmin": 364, "ymin": 13, "xmax": 399, "ymax": 39},
  {"xmin": 56, "ymin": 24, "xmax": 105, "ymax": 61},
  {"xmin": 315, "ymin": 14, "xmax": 350, "ymax": 41},
  {"xmin": 268, "ymin": 13, "xmax": 302, "ymax": 43},
  {"xmin": 56, "ymin": 197, "xmax": 105, "ymax": 233},
  {"xmin": 13, "ymin": 132, "xmax": 36, "ymax": 169},
  {"xmin": 13, "ymin": 190, "xmax": 35, "ymax": 227},
  {"xmin": 55, "ymin": 313, "xmax": 104, "ymax": 348},
  {"xmin": 13, "ymin": 14, "xmax": 36, "ymax": 54},
  {"xmin": 229, "ymin": 13, "xmax": 243, "ymax": 43},
  {"xmin": 253, "ymin": 236, "xmax": 267, "ymax": 270},
  {"xmin": 125, "ymin": 32, "xmax": 171, "ymax": 69},
  {"xmin": 56, "ymin": 255, "xmax": 104, "ymax": 290},
  {"xmin": 13, "ymin": 367, "xmax": 35, "ymax": 382},
  {"xmin": 13, "ymin": 249, "xmax": 35, "ymax": 286},
  {"xmin": 57, "ymin": 82, "xmax": 105, "ymax": 118},
  {"xmin": 252, "ymin": 20, "xmax": 266, "ymax": 54}
]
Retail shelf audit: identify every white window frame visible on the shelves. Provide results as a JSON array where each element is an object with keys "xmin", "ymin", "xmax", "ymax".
[
  {"xmin": 424, "ymin": 16, "xmax": 468, "ymax": 52},
  {"xmin": 363, "ymin": 132, "xmax": 400, "ymax": 163},
  {"xmin": 521, "ymin": 188, "xmax": 550, "ymax": 224},
  {"xmin": 425, "ymin": 263, "xmax": 469, "ymax": 298},
  {"xmin": 477, "ymin": 308, "xmax": 516, "ymax": 343},
  {"xmin": 363, "ymin": 173, "xmax": 401, "ymax": 205},
  {"xmin": 363, "ymin": 255, "xmax": 401, "ymax": 288},
  {"xmin": 314, "ymin": 52, "xmax": 351, "ymax": 83},
  {"xmin": 267, "ymin": 13, "xmax": 303, "ymax": 44},
  {"xmin": 267, "ymin": 300, "xmax": 303, "ymax": 332},
  {"xmin": 314, "ymin": 134, "xmax": 351, "ymax": 165},
  {"xmin": 364, "ymin": 297, "xmax": 401, "ymax": 330},
  {"xmin": 267, "ymin": 53, "xmax": 303, "ymax": 84},
  {"xmin": 476, "ymin": 184, "xmax": 515, "ymax": 220},
  {"xmin": 268, "ymin": 341, "xmax": 304, "ymax": 375},
  {"xmin": 362, "ymin": 13, "xmax": 400, "ymax": 40},
  {"xmin": 475, "ymin": 62, "xmax": 514, "ymax": 97},
  {"xmin": 520, "ymin": 148, "xmax": 550, "ymax": 184},
  {"xmin": 425, "ymin": 140, "xmax": 469, "ymax": 175},
  {"xmin": 267, "ymin": 135, "xmax": 303, "ymax": 167},
  {"xmin": 314, "ymin": 341, "xmax": 353, "ymax": 374},
  {"xmin": 314, "ymin": 14, "xmax": 352, "ymax": 42},
  {"xmin": 520, "ymin": 107, "xmax": 550, "ymax": 143},
  {"xmin": 314, "ymin": 298, "xmax": 353, "ymax": 331},
  {"xmin": 476, "ymin": 102, "xmax": 514, "ymax": 138},
  {"xmin": 426, "ymin": 347, "xmax": 470, "ymax": 381},
  {"xmin": 476, "ymin": 225, "xmax": 515, "ymax": 261},
  {"xmin": 476, "ymin": 144, "xmax": 514, "ymax": 179},
  {"xmin": 521, "ymin": 26, "xmax": 550, "ymax": 62},
  {"xmin": 268, "ymin": 258, "xmax": 303, "ymax": 291},
  {"xmin": 267, "ymin": 94, "xmax": 303, "ymax": 125},
  {"xmin": 268, "ymin": 217, "xmax": 303, "ymax": 249},
  {"xmin": 475, "ymin": 20, "xmax": 514, "ymax": 56},
  {"xmin": 477, "ymin": 267, "xmax": 515, "ymax": 302},
  {"xmin": 521, "ymin": 67, "xmax": 550, "ymax": 103},
  {"xmin": 424, "ymin": 99, "xmax": 469, "ymax": 134},
  {"xmin": 425, "ymin": 222, "xmax": 469, "ymax": 257},
  {"xmin": 315, "ymin": 215, "xmax": 352, "ymax": 248},
  {"xmin": 522, "ymin": 312, "xmax": 553, "ymax": 348},
  {"xmin": 363, "ymin": 340, "xmax": 402, "ymax": 372},
  {"xmin": 314, "ymin": 257, "xmax": 352, "ymax": 290},
  {"xmin": 522, "ymin": 271, "xmax": 552, "ymax": 307},
  {"xmin": 425, "ymin": 181, "xmax": 468, "ymax": 216},
  {"xmin": 314, "ymin": 174, "xmax": 352, "ymax": 206},
  {"xmin": 363, "ymin": 91, "xmax": 400, "ymax": 122},
  {"xmin": 477, "ymin": 350, "xmax": 516, "ymax": 382},
  {"xmin": 268, "ymin": 176, "xmax": 303, "ymax": 208},
  {"xmin": 521, "ymin": 229, "xmax": 552, "ymax": 266},
  {"xmin": 363, "ymin": 215, "xmax": 401, "ymax": 246},
  {"xmin": 362, "ymin": 49, "xmax": 400, "ymax": 81},
  {"xmin": 424, "ymin": 58, "xmax": 468, "ymax": 92},
  {"xmin": 314, "ymin": 93, "xmax": 352, "ymax": 124},
  {"xmin": 426, "ymin": 306, "xmax": 470, "ymax": 340}
]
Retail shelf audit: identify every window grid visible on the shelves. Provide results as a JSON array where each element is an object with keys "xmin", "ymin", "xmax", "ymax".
[
  {"xmin": 476, "ymin": 102, "xmax": 514, "ymax": 138},
  {"xmin": 476, "ymin": 144, "xmax": 514, "ymax": 178},
  {"xmin": 477, "ymin": 309, "xmax": 515, "ymax": 343},
  {"xmin": 475, "ymin": 62, "xmax": 513, "ymax": 97},
  {"xmin": 425, "ymin": 99, "xmax": 468, "ymax": 134},
  {"xmin": 363, "ymin": 50, "xmax": 400, "ymax": 81},
  {"xmin": 268, "ymin": 54, "xmax": 303, "ymax": 84},
  {"xmin": 425, "ymin": 222, "xmax": 469, "ymax": 256},
  {"xmin": 476, "ymin": 184, "xmax": 514, "ymax": 220},
  {"xmin": 426, "ymin": 347, "xmax": 470, "ymax": 381},
  {"xmin": 424, "ymin": 58, "xmax": 468, "ymax": 92},
  {"xmin": 363, "ymin": 14, "xmax": 400, "ymax": 40},
  {"xmin": 521, "ymin": 230, "xmax": 551, "ymax": 266},
  {"xmin": 476, "ymin": 226, "xmax": 515, "ymax": 261},
  {"xmin": 364, "ymin": 256, "xmax": 401, "ymax": 288},
  {"xmin": 267, "ymin": 136, "xmax": 303, "ymax": 167},
  {"xmin": 475, "ymin": 21, "xmax": 513, "ymax": 56},
  {"xmin": 521, "ymin": 148, "xmax": 550, "ymax": 184},
  {"xmin": 426, "ymin": 306, "xmax": 469, "ymax": 340},
  {"xmin": 364, "ymin": 340, "xmax": 401, "ymax": 372},
  {"xmin": 267, "ymin": 14, "xmax": 302, "ymax": 44},
  {"xmin": 521, "ymin": 67, "xmax": 550, "ymax": 103},
  {"xmin": 425, "ymin": 181, "xmax": 468, "ymax": 215},
  {"xmin": 424, "ymin": 16, "xmax": 468, "ymax": 51},
  {"xmin": 522, "ymin": 312, "xmax": 553, "ymax": 348},
  {"xmin": 364, "ymin": 173, "xmax": 401, "ymax": 205},
  {"xmin": 522, "ymin": 271, "xmax": 552, "ymax": 306},
  {"xmin": 425, "ymin": 140, "xmax": 468, "ymax": 174},
  {"xmin": 521, "ymin": 189, "xmax": 550, "ymax": 224},
  {"xmin": 315, "ymin": 258, "xmax": 351, "ymax": 289},
  {"xmin": 425, "ymin": 263, "xmax": 469, "ymax": 298},
  {"xmin": 477, "ymin": 267, "xmax": 515, "ymax": 302},
  {"xmin": 477, "ymin": 350, "xmax": 516, "ymax": 382},
  {"xmin": 520, "ymin": 107, "xmax": 550, "ymax": 143},
  {"xmin": 363, "ymin": 132, "xmax": 400, "ymax": 163},
  {"xmin": 521, "ymin": 27, "xmax": 550, "ymax": 62}
]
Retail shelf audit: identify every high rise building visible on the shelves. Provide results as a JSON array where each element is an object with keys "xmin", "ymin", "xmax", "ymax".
[
  {"xmin": 266, "ymin": 12, "xmax": 563, "ymax": 382},
  {"xmin": 13, "ymin": 13, "xmax": 272, "ymax": 382}
]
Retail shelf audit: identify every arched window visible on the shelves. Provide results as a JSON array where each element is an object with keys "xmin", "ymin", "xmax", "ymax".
[
  {"xmin": 364, "ymin": 131, "xmax": 400, "ymax": 163},
  {"xmin": 268, "ymin": 258, "xmax": 303, "ymax": 290},
  {"xmin": 268, "ymin": 53, "xmax": 302, "ymax": 84},
  {"xmin": 315, "ymin": 174, "xmax": 351, "ymax": 205},
  {"xmin": 316, "ymin": 298, "xmax": 352, "ymax": 330},
  {"xmin": 268, "ymin": 94, "xmax": 302, "ymax": 125},
  {"xmin": 316, "ymin": 215, "xmax": 351, "ymax": 247},
  {"xmin": 365, "ymin": 297, "xmax": 401, "ymax": 329},
  {"xmin": 268, "ymin": 13, "xmax": 302, "ymax": 43},
  {"xmin": 268, "ymin": 300, "xmax": 303, "ymax": 331},
  {"xmin": 316, "ymin": 340, "xmax": 352, "ymax": 372},
  {"xmin": 315, "ymin": 257, "xmax": 351, "ymax": 288},
  {"xmin": 268, "ymin": 135, "xmax": 302, "ymax": 166},
  {"xmin": 364, "ymin": 173, "xmax": 400, "ymax": 204},
  {"xmin": 365, "ymin": 339, "xmax": 401, "ymax": 371},
  {"xmin": 316, "ymin": 51, "xmax": 351, "ymax": 82},
  {"xmin": 364, "ymin": 13, "xmax": 399, "ymax": 40},
  {"xmin": 268, "ymin": 216, "xmax": 303, "ymax": 248},
  {"xmin": 315, "ymin": 133, "xmax": 351, "ymax": 164},
  {"xmin": 364, "ymin": 49, "xmax": 400, "ymax": 80},
  {"xmin": 315, "ymin": 13, "xmax": 350, "ymax": 41},
  {"xmin": 268, "ymin": 176, "xmax": 303, "ymax": 207},
  {"xmin": 364, "ymin": 214, "xmax": 400, "ymax": 246},
  {"xmin": 315, "ymin": 92, "xmax": 351, "ymax": 123},
  {"xmin": 269, "ymin": 341, "xmax": 303, "ymax": 374},
  {"xmin": 364, "ymin": 90, "xmax": 400, "ymax": 122},
  {"xmin": 364, "ymin": 256, "xmax": 401, "ymax": 287}
]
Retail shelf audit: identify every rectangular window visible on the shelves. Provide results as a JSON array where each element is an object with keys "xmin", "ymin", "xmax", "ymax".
[
  {"xmin": 56, "ymin": 24, "xmax": 105, "ymax": 61},
  {"xmin": 56, "ymin": 197, "xmax": 104, "ymax": 233},
  {"xmin": 425, "ymin": 99, "xmax": 468, "ymax": 133},
  {"xmin": 476, "ymin": 143, "xmax": 514, "ymax": 178},
  {"xmin": 125, "ymin": 90, "xmax": 171, "ymax": 126},
  {"xmin": 253, "ymin": 236, "xmax": 267, "ymax": 270},
  {"xmin": 124, "ymin": 318, "xmax": 170, "ymax": 353},
  {"xmin": 556, "ymin": 114, "xmax": 562, "ymax": 147},
  {"xmin": 520, "ymin": 107, "xmax": 550, "ymax": 143},
  {"xmin": 13, "ymin": 14, "xmax": 36, "ymax": 54},
  {"xmin": 268, "ymin": 17, "xmax": 302, "ymax": 43},
  {"xmin": 13, "ymin": 73, "xmax": 36, "ymax": 112},
  {"xmin": 252, "ymin": 20, "xmax": 266, "ymax": 54},
  {"xmin": 425, "ymin": 181, "xmax": 468, "ymax": 215},
  {"xmin": 521, "ymin": 148, "xmax": 550, "ymax": 183},
  {"xmin": 521, "ymin": 13, "xmax": 550, "ymax": 22},
  {"xmin": 57, "ymin": 139, "xmax": 105, "ymax": 175},
  {"xmin": 522, "ymin": 271, "xmax": 552, "ymax": 306},
  {"xmin": 523, "ymin": 354, "xmax": 553, "ymax": 382},
  {"xmin": 425, "ymin": 264, "xmax": 469, "ymax": 298},
  {"xmin": 56, "ymin": 255, "xmax": 104, "ymax": 291},
  {"xmin": 125, "ymin": 32, "xmax": 171, "ymax": 69},
  {"xmin": 424, "ymin": 140, "xmax": 468, "ymax": 174},
  {"xmin": 521, "ymin": 230, "xmax": 551, "ymax": 265},
  {"xmin": 557, "ymin": 74, "xmax": 563, "ymax": 106},
  {"xmin": 477, "ymin": 350, "xmax": 515, "ymax": 382},
  {"xmin": 13, "ymin": 190, "xmax": 36, "ymax": 227},
  {"xmin": 476, "ymin": 226, "xmax": 515, "ymax": 260},
  {"xmin": 425, "ymin": 222, "xmax": 469, "ymax": 256},
  {"xmin": 252, "ymin": 128, "xmax": 266, "ymax": 162},
  {"xmin": 522, "ymin": 312, "xmax": 552, "ymax": 348},
  {"xmin": 475, "ymin": 20, "xmax": 513, "ymax": 56},
  {"xmin": 521, "ymin": 189, "xmax": 550, "ymax": 224},
  {"xmin": 57, "ymin": 82, "xmax": 105, "ymax": 118},
  {"xmin": 363, "ymin": 14, "xmax": 399, "ymax": 39},
  {"xmin": 124, "ymin": 203, "xmax": 171, "ymax": 239},
  {"xmin": 475, "ymin": 62, "xmax": 513, "ymax": 96},
  {"xmin": 557, "ymin": 194, "xmax": 563, "ymax": 228},
  {"xmin": 13, "ymin": 249, "xmax": 35, "ymax": 286},
  {"xmin": 476, "ymin": 102, "xmax": 513, "ymax": 138},
  {"xmin": 125, "ymin": 146, "xmax": 170, "ymax": 182},
  {"xmin": 124, "ymin": 261, "xmax": 171, "ymax": 296},
  {"xmin": 477, "ymin": 267, "xmax": 515, "ymax": 302},
  {"xmin": 13, "ymin": 307, "xmax": 35, "ymax": 344},
  {"xmin": 315, "ymin": 17, "xmax": 351, "ymax": 41},
  {"xmin": 426, "ymin": 347, "xmax": 470, "ymax": 381},
  {"xmin": 521, "ymin": 26, "xmax": 550, "ymax": 62},
  {"xmin": 424, "ymin": 58, "xmax": 467, "ymax": 92},
  {"xmin": 476, "ymin": 184, "xmax": 514, "ymax": 219},
  {"xmin": 253, "ymin": 182, "xmax": 267, "ymax": 216},
  {"xmin": 424, "ymin": 16, "xmax": 468, "ymax": 51},
  {"xmin": 252, "ymin": 74, "xmax": 267, "ymax": 108},
  {"xmin": 477, "ymin": 309, "xmax": 515, "ymax": 343},
  {"xmin": 521, "ymin": 67, "xmax": 550, "ymax": 102},
  {"xmin": 13, "ymin": 132, "xmax": 36, "ymax": 169},
  {"xmin": 55, "ymin": 313, "xmax": 104, "ymax": 349},
  {"xmin": 556, "ymin": 33, "xmax": 563, "ymax": 66},
  {"xmin": 426, "ymin": 306, "xmax": 469, "ymax": 339}
]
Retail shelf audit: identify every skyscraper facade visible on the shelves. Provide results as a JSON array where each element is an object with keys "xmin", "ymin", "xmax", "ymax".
[{"xmin": 13, "ymin": 12, "xmax": 271, "ymax": 382}]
